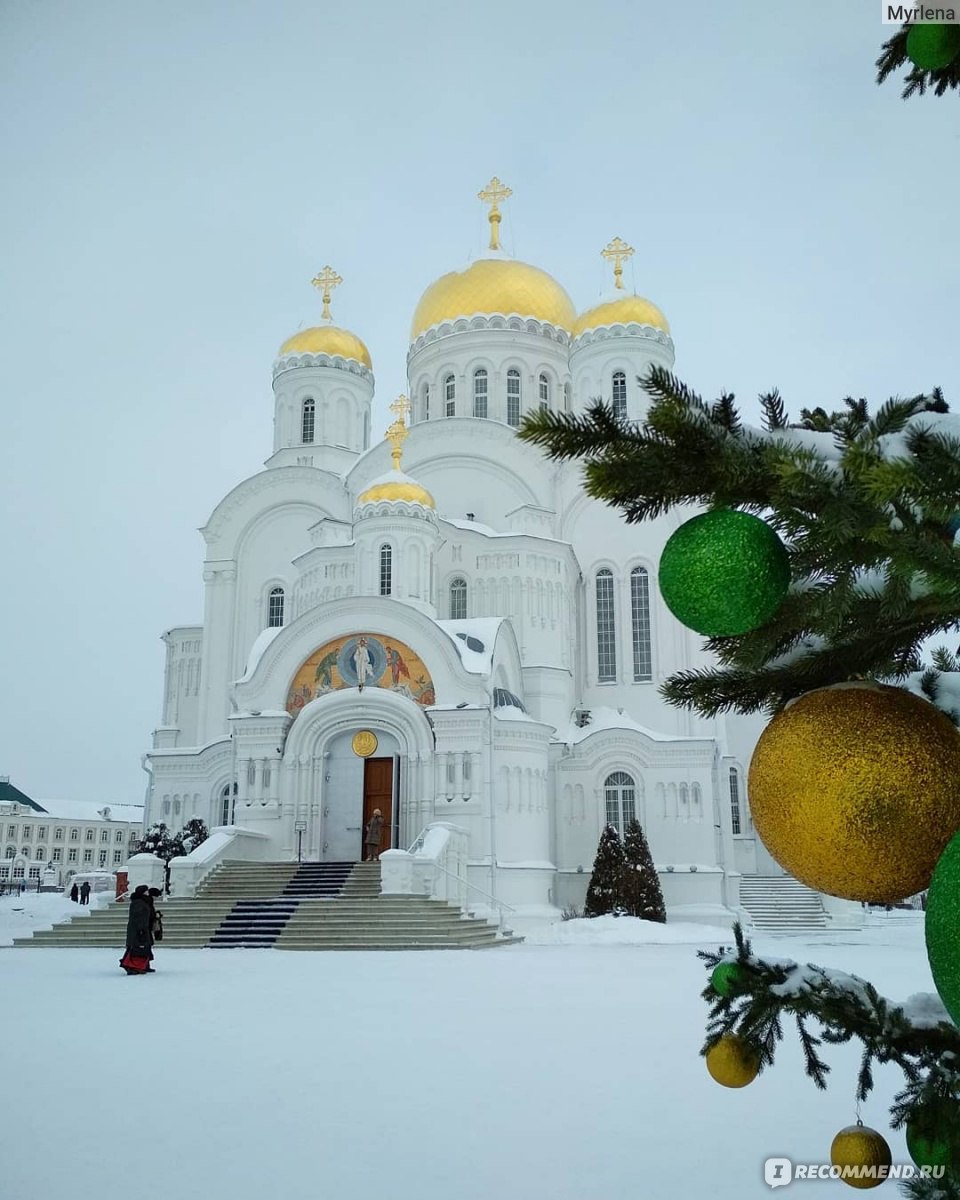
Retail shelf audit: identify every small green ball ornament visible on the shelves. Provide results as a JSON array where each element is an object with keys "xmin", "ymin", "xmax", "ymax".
[
  {"xmin": 906, "ymin": 1120, "xmax": 951, "ymax": 1171},
  {"xmin": 906, "ymin": 23, "xmax": 960, "ymax": 71},
  {"xmin": 711, "ymin": 961, "xmax": 746, "ymax": 997},
  {"xmin": 926, "ymin": 830, "xmax": 960, "ymax": 1026},
  {"xmin": 658, "ymin": 510, "xmax": 790, "ymax": 637}
]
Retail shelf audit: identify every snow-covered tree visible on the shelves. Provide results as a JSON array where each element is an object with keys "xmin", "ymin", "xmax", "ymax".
[
  {"xmin": 584, "ymin": 825, "xmax": 626, "ymax": 917},
  {"xmin": 621, "ymin": 819, "xmax": 666, "ymax": 923},
  {"xmin": 174, "ymin": 818, "xmax": 208, "ymax": 856}
]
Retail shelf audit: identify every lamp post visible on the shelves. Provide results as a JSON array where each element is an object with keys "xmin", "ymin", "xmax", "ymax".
[{"xmin": 294, "ymin": 820, "xmax": 307, "ymax": 864}]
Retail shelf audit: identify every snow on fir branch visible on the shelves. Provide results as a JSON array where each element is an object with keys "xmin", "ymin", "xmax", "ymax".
[
  {"xmin": 701, "ymin": 925, "xmax": 960, "ymax": 1197},
  {"xmin": 518, "ymin": 371, "xmax": 960, "ymax": 725}
]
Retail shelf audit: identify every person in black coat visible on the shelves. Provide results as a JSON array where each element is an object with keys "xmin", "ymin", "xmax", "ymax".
[
  {"xmin": 79, "ymin": 880, "xmax": 91, "ymax": 905},
  {"xmin": 69, "ymin": 883, "xmax": 79, "ymax": 902},
  {"xmin": 120, "ymin": 885, "xmax": 154, "ymax": 975}
]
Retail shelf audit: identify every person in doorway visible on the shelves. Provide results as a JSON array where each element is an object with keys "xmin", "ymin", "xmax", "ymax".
[
  {"xmin": 79, "ymin": 880, "xmax": 91, "ymax": 905},
  {"xmin": 119, "ymin": 886, "xmax": 154, "ymax": 975},
  {"xmin": 69, "ymin": 882, "xmax": 79, "ymax": 903},
  {"xmin": 365, "ymin": 808, "xmax": 384, "ymax": 862}
]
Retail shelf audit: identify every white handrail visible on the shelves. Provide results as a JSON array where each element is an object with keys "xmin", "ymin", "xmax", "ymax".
[{"xmin": 433, "ymin": 861, "xmax": 516, "ymax": 930}]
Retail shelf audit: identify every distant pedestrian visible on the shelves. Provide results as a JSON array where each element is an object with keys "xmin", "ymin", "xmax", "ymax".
[
  {"xmin": 119, "ymin": 885, "xmax": 154, "ymax": 975},
  {"xmin": 364, "ymin": 808, "xmax": 384, "ymax": 862},
  {"xmin": 79, "ymin": 881, "xmax": 91, "ymax": 905},
  {"xmin": 70, "ymin": 883, "xmax": 79, "ymax": 903}
]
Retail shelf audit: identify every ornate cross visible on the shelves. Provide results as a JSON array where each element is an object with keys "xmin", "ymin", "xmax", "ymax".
[
  {"xmin": 386, "ymin": 394, "xmax": 411, "ymax": 469},
  {"xmin": 601, "ymin": 237, "xmax": 635, "ymax": 290},
  {"xmin": 477, "ymin": 176, "xmax": 512, "ymax": 251},
  {"xmin": 311, "ymin": 265, "xmax": 343, "ymax": 320}
]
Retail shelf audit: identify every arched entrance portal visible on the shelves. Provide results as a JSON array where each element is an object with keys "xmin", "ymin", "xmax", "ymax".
[{"xmin": 323, "ymin": 729, "xmax": 400, "ymax": 862}]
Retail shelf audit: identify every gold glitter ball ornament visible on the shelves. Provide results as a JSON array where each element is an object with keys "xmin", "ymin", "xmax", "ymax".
[
  {"xmin": 704, "ymin": 1034, "xmax": 760, "ymax": 1088},
  {"xmin": 830, "ymin": 1123, "xmax": 892, "ymax": 1190},
  {"xmin": 748, "ymin": 685, "xmax": 960, "ymax": 903}
]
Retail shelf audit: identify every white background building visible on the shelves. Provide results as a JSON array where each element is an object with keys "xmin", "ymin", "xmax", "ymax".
[{"xmin": 144, "ymin": 187, "xmax": 771, "ymax": 918}]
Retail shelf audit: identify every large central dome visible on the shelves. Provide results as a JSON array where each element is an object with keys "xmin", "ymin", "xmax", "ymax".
[{"xmin": 411, "ymin": 258, "xmax": 576, "ymax": 340}]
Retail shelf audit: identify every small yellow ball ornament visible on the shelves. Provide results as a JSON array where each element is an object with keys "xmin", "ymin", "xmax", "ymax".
[
  {"xmin": 830, "ymin": 1123, "xmax": 892, "ymax": 1190},
  {"xmin": 748, "ymin": 685, "xmax": 960, "ymax": 902},
  {"xmin": 704, "ymin": 1034, "xmax": 760, "ymax": 1088}
]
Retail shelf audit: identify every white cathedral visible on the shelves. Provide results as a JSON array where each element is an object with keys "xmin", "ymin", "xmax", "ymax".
[{"xmin": 144, "ymin": 180, "xmax": 779, "ymax": 920}]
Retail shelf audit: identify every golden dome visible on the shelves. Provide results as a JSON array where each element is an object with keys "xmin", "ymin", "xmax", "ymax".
[
  {"xmin": 357, "ymin": 470, "xmax": 435, "ymax": 509},
  {"xmin": 573, "ymin": 294, "xmax": 670, "ymax": 338},
  {"xmin": 411, "ymin": 258, "xmax": 576, "ymax": 339},
  {"xmin": 278, "ymin": 325, "xmax": 372, "ymax": 368}
]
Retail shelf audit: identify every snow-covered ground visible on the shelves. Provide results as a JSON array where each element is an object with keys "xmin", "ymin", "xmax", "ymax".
[{"xmin": 0, "ymin": 898, "xmax": 934, "ymax": 1200}]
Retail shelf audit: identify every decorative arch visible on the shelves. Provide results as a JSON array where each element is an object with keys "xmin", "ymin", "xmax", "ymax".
[{"xmin": 286, "ymin": 633, "xmax": 435, "ymax": 715}]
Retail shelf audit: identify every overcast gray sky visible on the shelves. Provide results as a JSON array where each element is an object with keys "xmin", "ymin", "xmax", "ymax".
[{"xmin": 1, "ymin": 0, "xmax": 957, "ymax": 805}]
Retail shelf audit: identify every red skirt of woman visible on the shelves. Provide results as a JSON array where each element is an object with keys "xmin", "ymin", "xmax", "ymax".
[{"xmin": 120, "ymin": 951, "xmax": 152, "ymax": 974}]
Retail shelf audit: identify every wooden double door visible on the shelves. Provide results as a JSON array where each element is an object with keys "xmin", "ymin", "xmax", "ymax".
[{"xmin": 361, "ymin": 757, "xmax": 393, "ymax": 860}]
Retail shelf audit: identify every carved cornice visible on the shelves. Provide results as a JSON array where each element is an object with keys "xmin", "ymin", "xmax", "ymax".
[
  {"xmin": 407, "ymin": 313, "xmax": 570, "ymax": 362},
  {"xmin": 353, "ymin": 499, "xmax": 440, "ymax": 522},
  {"xmin": 569, "ymin": 323, "xmax": 675, "ymax": 354},
  {"xmin": 272, "ymin": 353, "xmax": 375, "ymax": 385}
]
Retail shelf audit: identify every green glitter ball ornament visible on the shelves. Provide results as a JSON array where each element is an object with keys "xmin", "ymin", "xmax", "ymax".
[
  {"xmin": 658, "ymin": 510, "xmax": 790, "ymax": 637},
  {"xmin": 906, "ymin": 1119, "xmax": 952, "ymax": 1171},
  {"xmin": 926, "ymin": 830, "xmax": 960, "ymax": 1027},
  {"xmin": 906, "ymin": 23, "xmax": 960, "ymax": 71},
  {"xmin": 710, "ymin": 961, "xmax": 746, "ymax": 997}
]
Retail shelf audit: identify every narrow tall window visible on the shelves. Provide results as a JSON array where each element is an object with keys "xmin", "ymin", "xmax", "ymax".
[
  {"xmin": 422, "ymin": 383, "xmax": 430, "ymax": 422},
  {"xmin": 630, "ymin": 566, "xmax": 653, "ymax": 682},
  {"xmin": 473, "ymin": 369, "xmax": 488, "ymax": 418},
  {"xmin": 612, "ymin": 372, "xmax": 627, "ymax": 419},
  {"xmin": 450, "ymin": 577, "xmax": 467, "ymax": 620},
  {"xmin": 539, "ymin": 374, "xmax": 549, "ymax": 406},
  {"xmin": 729, "ymin": 768, "xmax": 742, "ymax": 835},
  {"xmin": 268, "ymin": 587, "xmax": 285, "ymax": 628},
  {"xmin": 444, "ymin": 374, "xmax": 456, "ymax": 417},
  {"xmin": 506, "ymin": 369, "xmax": 521, "ymax": 427},
  {"xmin": 604, "ymin": 771, "xmax": 637, "ymax": 837},
  {"xmin": 220, "ymin": 783, "xmax": 236, "ymax": 827},
  {"xmin": 595, "ymin": 568, "xmax": 617, "ymax": 682},
  {"xmin": 301, "ymin": 398, "xmax": 315, "ymax": 444},
  {"xmin": 380, "ymin": 544, "xmax": 392, "ymax": 596}
]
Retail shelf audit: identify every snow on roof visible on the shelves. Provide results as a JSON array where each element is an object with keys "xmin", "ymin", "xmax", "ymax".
[
  {"xmin": 33, "ymin": 800, "xmax": 144, "ymax": 823},
  {"xmin": 443, "ymin": 517, "xmax": 521, "ymax": 539},
  {"xmin": 555, "ymin": 706, "xmax": 703, "ymax": 746},
  {"xmin": 493, "ymin": 703, "xmax": 535, "ymax": 722},
  {"xmin": 237, "ymin": 626, "xmax": 283, "ymax": 683},
  {"xmin": 435, "ymin": 618, "xmax": 503, "ymax": 675}
]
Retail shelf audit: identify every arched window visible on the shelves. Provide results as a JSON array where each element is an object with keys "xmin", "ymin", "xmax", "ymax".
[
  {"xmin": 595, "ymin": 568, "xmax": 617, "ymax": 682},
  {"xmin": 729, "ymin": 768, "xmax": 742, "ymax": 835},
  {"xmin": 4, "ymin": 846, "xmax": 15, "ymax": 859},
  {"xmin": 422, "ymin": 383, "xmax": 430, "ymax": 422},
  {"xmin": 564, "ymin": 382, "xmax": 572, "ymax": 413},
  {"xmin": 450, "ymin": 577, "xmax": 467, "ymax": 620},
  {"xmin": 444, "ymin": 375, "xmax": 456, "ymax": 417},
  {"xmin": 173, "ymin": 798, "xmax": 181, "ymax": 816},
  {"xmin": 380, "ymin": 544, "xmax": 392, "ymax": 596},
  {"xmin": 539, "ymin": 373, "xmax": 550, "ymax": 406},
  {"xmin": 301, "ymin": 398, "xmax": 315, "ymax": 444},
  {"xmin": 473, "ymin": 369, "xmax": 488, "ymax": 418},
  {"xmin": 162, "ymin": 799, "xmax": 171, "ymax": 816},
  {"xmin": 506, "ymin": 369, "xmax": 521, "ymax": 426},
  {"xmin": 604, "ymin": 771, "xmax": 637, "ymax": 837},
  {"xmin": 220, "ymin": 783, "xmax": 236, "ymax": 827},
  {"xmin": 630, "ymin": 566, "xmax": 652, "ymax": 682},
  {"xmin": 268, "ymin": 587, "xmax": 285, "ymax": 628},
  {"xmin": 35, "ymin": 846, "xmax": 45, "ymax": 860},
  {"xmin": 612, "ymin": 372, "xmax": 627, "ymax": 419}
]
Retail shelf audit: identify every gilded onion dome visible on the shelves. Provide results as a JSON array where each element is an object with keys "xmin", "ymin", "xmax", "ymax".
[
  {"xmin": 278, "ymin": 265, "xmax": 372, "ymax": 368},
  {"xmin": 410, "ymin": 176, "xmax": 576, "ymax": 339},
  {"xmin": 357, "ymin": 395, "xmax": 435, "ymax": 509},
  {"xmin": 573, "ymin": 237, "xmax": 670, "ymax": 337}
]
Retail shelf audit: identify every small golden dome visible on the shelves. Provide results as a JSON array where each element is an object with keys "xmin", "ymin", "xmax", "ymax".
[
  {"xmin": 411, "ymin": 258, "xmax": 576, "ymax": 340},
  {"xmin": 278, "ymin": 325, "xmax": 372, "ymax": 368},
  {"xmin": 357, "ymin": 470, "xmax": 435, "ymax": 510},
  {"xmin": 572, "ymin": 294, "xmax": 670, "ymax": 338}
]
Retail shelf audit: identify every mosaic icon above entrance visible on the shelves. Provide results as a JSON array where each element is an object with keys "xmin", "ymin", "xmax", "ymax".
[
  {"xmin": 286, "ymin": 633, "xmax": 435, "ymax": 717},
  {"xmin": 351, "ymin": 730, "xmax": 378, "ymax": 757}
]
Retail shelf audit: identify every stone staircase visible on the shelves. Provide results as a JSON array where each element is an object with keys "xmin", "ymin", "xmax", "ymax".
[
  {"xmin": 11, "ymin": 861, "xmax": 521, "ymax": 951},
  {"xmin": 739, "ymin": 874, "xmax": 828, "ymax": 933}
]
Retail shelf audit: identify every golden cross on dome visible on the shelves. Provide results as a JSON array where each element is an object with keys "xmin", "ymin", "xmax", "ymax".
[
  {"xmin": 386, "ymin": 395, "xmax": 411, "ymax": 469},
  {"xmin": 601, "ymin": 237, "xmax": 635, "ymax": 290},
  {"xmin": 311, "ymin": 265, "xmax": 343, "ymax": 321},
  {"xmin": 478, "ymin": 176, "xmax": 512, "ymax": 251}
]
